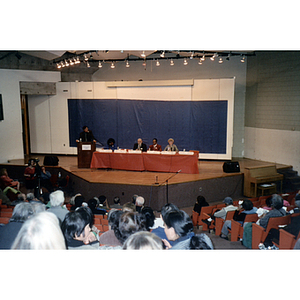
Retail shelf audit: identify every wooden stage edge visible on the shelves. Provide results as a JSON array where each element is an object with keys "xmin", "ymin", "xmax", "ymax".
[{"xmin": 1, "ymin": 156, "xmax": 292, "ymax": 211}]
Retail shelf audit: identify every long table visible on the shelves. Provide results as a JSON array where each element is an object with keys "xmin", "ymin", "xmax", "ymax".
[{"xmin": 90, "ymin": 151, "xmax": 199, "ymax": 174}]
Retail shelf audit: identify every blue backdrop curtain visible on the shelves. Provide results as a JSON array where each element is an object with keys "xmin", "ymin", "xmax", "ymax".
[{"xmin": 68, "ymin": 99, "xmax": 227, "ymax": 154}]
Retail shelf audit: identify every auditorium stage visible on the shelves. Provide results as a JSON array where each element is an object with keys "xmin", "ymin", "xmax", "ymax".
[{"xmin": 1, "ymin": 155, "xmax": 292, "ymax": 211}]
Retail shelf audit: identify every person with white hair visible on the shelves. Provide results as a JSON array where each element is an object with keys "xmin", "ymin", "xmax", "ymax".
[
  {"xmin": 135, "ymin": 196, "xmax": 145, "ymax": 213},
  {"xmin": 47, "ymin": 190, "xmax": 68, "ymax": 223},
  {"xmin": 11, "ymin": 211, "xmax": 66, "ymax": 250},
  {"xmin": 122, "ymin": 231, "xmax": 164, "ymax": 250}
]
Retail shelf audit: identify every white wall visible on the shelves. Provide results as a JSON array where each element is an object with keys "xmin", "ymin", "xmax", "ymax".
[
  {"xmin": 0, "ymin": 69, "xmax": 61, "ymax": 163},
  {"xmin": 244, "ymin": 127, "xmax": 300, "ymax": 173},
  {"xmin": 28, "ymin": 78, "xmax": 235, "ymax": 159}
]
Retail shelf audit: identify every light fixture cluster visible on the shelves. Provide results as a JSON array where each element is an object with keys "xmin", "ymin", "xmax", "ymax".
[{"xmin": 55, "ymin": 50, "xmax": 249, "ymax": 69}]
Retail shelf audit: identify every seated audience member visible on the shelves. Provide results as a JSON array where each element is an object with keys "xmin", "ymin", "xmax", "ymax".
[
  {"xmin": 0, "ymin": 188, "xmax": 12, "ymax": 206},
  {"xmin": 110, "ymin": 197, "xmax": 122, "ymax": 209},
  {"xmin": 148, "ymin": 138, "xmax": 162, "ymax": 152},
  {"xmin": 0, "ymin": 168, "xmax": 20, "ymax": 191},
  {"xmin": 47, "ymin": 190, "xmax": 69, "ymax": 223},
  {"xmin": 123, "ymin": 231, "xmax": 164, "ymax": 250},
  {"xmin": 98, "ymin": 195, "xmax": 110, "ymax": 211},
  {"xmin": 31, "ymin": 202, "xmax": 46, "ymax": 214},
  {"xmin": 164, "ymin": 138, "xmax": 178, "ymax": 152},
  {"xmin": 11, "ymin": 211, "xmax": 66, "ymax": 250},
  {"xmin": 151, "ymin": 203, "xmax": 180, "ymax": 246},
  {"xmin": 193, "ymin": 195, "xmax": 209, "ymax": 214},
  {"xmin": 61, "ymin": 209, "xmax": 99, "ymax": 250},
  {"xmin": 99, "ymin": 209, "xmax": 123, "ymax": 247},
  {"xmin": 113, "ymin": 211, "xmax": 147, "ymax": 245},
  {"xmin": 40, "ymin": 166, "xmax": 54, "ymax": 193},
  {"xmin": 259, "ymin": 194, "xmax": 287, "ymax": 229},
  {"xmin": 70, "ymin": 194, "xmax": 85, "ymax": 211},
  {"xmin": 122, "ymin": 202, "xmax": 136, "ymax": 212},
  {"xmin": 255, "ymin": 208, "xmax": 269, "ymax": 226},
  {"xmin": 189, "ymin": 234, "xmax": 214, "ymax": 250},
  {"xmin": 220, "ymin": 199, "xmax": 258, "ymax": 239},
  {"xmin": 88, "ymin": 198, "xmax": 106, "ymax": 215},
  {"xmin": 135, "ymin": 196, "xmax": 145, "ymax": 213},
  {"xmin": 133, "ymin": 138, "xmax": 147, "ymax": 152},
  {"xmin": 293, "ymin": 196, "xmax": 300, "ymax": 214},
  {"xmin": 202, "ymin": 197, "xmax": 238, "ymax": 226},
  {"xmin": 141, "ymin": 206, "xmax": 156, "ymax": 231},
  {"xmin": 132, "ymin": 194, "xmax": 138, "ymax": 204},
  {"xmin": 24, "ymin": 159, "xmax": 37, "ymax": 192},
  {"xmin": 262, "ymin": 196, "xmax": 273, "ymax": 211},
  {"xmin": 162, "ymin": 210, "xmax": 213, "ymax": 250},
  {"xmin": 0, "ymin": 202, "xmax": 34, "ymax": 249},
  {"xmin": 26, "ymin": 192, "xmax": 44, "ymax": 204}
]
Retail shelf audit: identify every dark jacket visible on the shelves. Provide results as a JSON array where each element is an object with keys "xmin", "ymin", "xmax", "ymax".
[
  {"xmin": 133, "ymin": 143, "xmax": 147, "ymax": 152},
  {"xmin": 79, "ymin": 130, "xmax": 95, "ymax": 142}
]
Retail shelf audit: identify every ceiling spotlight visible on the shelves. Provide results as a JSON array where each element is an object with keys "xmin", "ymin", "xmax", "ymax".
[
  {"xmin": 226, "ymin": 54, "xmax": 231, "ymax": 61},
  {"xmin": 218, "ymin": 57, "xmax": 223, "ymax": 64},
  {"xmin": 241, "ymin": 55, "xmax": 245, "ymax": 63},
  {"xmin": 183, "ymin": 58, "xmax": 188, "ymax": 65},
  {"xmin": 142, "ymin": 60, "xmax": 146, "ymax": 67},
  {"xmin": 190, "ymin": 52, "xmax": 194, "ymax": 59},
  {"xmin": 198, "ymin": 59, "xmax": 203, "ymax": 65},
  {"xmin": 56, "ymin": 63, "xmax": 61, "ymax": 69},
  {"xmin": 125, "ymin": 60, "xmax": 130, "ymax": 68},
  {"xmin": 141, "ymin": 51, "xmax": 146, "ymax": 58},
  {"xmin": 69, "ymin": 59, "xmax": 74, "ymax": 66},
  {"xmin": 98, "ymin": 61, "xmax": 102, "ymax": 68},
  {"xmin": 61, "ymin": 61, "xmax": 65, "ymax": 68},
  {"xmin": 170, "ymin": 59, "xmax": 174, "ymax": 66},
  {"xmin": 156, "ymin": 60, "xmax": 160, "ymax": 67},
  {"xmin": 210, "ymin": 53, "xmax": 218, "ymax": 61},
  {"xmin": 86, "ymin": 61, "xmax": 90, "ymax": 68},
  {"xmin": 84, "ymin": 54, "xmax": 88, "ymax": 61},
  {"xmin": 64, "ymin": 59, "xmax": 69, "ymax": 67},
  {"xmin": 201, "ymin": 54, "xmax": 206, "ymax": 61},
  {"xmin": 160, "ymin": 51, "xmax": 165, "ymax": 58},
  {"xmin": 111, "ymin": 62, "xmax": 115, "ymax": 69}
]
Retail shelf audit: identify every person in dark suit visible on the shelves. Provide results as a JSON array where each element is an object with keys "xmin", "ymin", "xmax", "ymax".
[
  {"xmin": 76, "ymin": 126, "xmax": 96, "ymax": 143},
  {"xmin": 133, "ymin": 138, "xmax": 147, "ymax": 152}
]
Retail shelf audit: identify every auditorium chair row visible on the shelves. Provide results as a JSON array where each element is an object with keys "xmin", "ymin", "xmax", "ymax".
[{"xmin": 192, "ymin": 192, "xmax": 299, "ymax": 249}]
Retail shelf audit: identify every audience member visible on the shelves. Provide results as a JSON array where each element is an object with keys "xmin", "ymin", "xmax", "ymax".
[
  {"xmin": 31, "ymin": 202, "xmax": 46, "ymax": 214},
  {"xmin": 70, "ymin": 194, "xmax": 85, "ymax": 211},
  {"xmin": 262, "ymin": 196, "xmax": 273, "ymax": 211},
  {"xmin": 0, "ymin": 168, "xmax": 20, "ymax": 191},
  {"xmin": 123, "ymin": 231, "xmax": 164, "ymax": 250},
  {"xmin": 110, "ymin": 197, "xmax": 122, "ymax": 209},
  {"xmin": 162, "ymin": 210, "xmax": 213, "ymax": 250},
  {"xmin": 0, "ymin": 202, "xmax": 34, "ymax": 249},
  {"xmin": 141, "ymin": 206, "xmax": 155, "ymax": 230},
  {"xmin": 11, "ymin": 211, "xmax": 66, "ymax": 250},
  {"xmin": 122, "ymin": 202, "xmax": 136, "ymax": 212},
  {"xmin": 47, "ymin": 190, "xmax": 69, "ymax": 223},
  {"xmin": 40, "ymin": 166, "xmax": 54, "ymax": 193},
  {"xmin": 148, "ymin": 138, "xmax": 162, "ymax": 152},
  {"xmin": 98, "ymin": 195, "xmax": 110, "ymax": 211},
  {"xmin": 135, "ymin": 196, "xmax": 145, "ymax": 213},
  {"xmin": 24, "ymin": 159, "xmax": 37, "ymax": 191},
  {"xmin": 193, "ymin": 195, "xmax": 209, "ymax": 214},
  {"xmin": 88, "ymin": 198, "xmax": 106, "ymax": 215}
]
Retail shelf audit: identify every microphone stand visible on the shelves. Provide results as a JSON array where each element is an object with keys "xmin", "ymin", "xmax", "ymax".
[{"xmin": 158, "ymin": 170, "xmax": 181, "ymax": 204}]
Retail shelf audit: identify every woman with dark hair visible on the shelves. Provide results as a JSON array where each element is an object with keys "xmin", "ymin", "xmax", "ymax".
[
  {"xmin": 162, "ymin": 210, "xmax": 213, "ymax": 250},
  {"xmin": 70, "ymin": 194, "xmax": 85, "ymax": 211},
  {"xmin": 114, "ymin": 211, "xmax": 147, "ymax": 244},
  {"xmin": 220, "ymin": 199, "xmax": 258, "ymax": 239},
  {"xmin": 141, "ymin": 206, "xmax": 155, "ymax": 231},
  {"xmin": 24, "ymin": 159, "xmax": 37, "ymax": 191},
  {"xmin": 193, "ymin": 195, "xmax": 209, "ymax": 214}
]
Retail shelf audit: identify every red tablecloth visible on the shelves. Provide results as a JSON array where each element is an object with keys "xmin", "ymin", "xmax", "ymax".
[{"xmin": 90, "ymin": 151, "xmax": 199, "ymax": 174}]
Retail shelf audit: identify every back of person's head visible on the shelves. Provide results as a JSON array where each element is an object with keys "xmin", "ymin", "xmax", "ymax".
[
  {"xmin": 108, "ymin": 209, "xmax": 123, "ymax": 227},
  {"xmin": 189, "ymin": 234, "xmax": 214, "ymax": 250},
  {"xmin": 0, "ymin": 168, "xmax": 7, "ymax": 176},
  {"xmin": 26, "ymin": 193, "xmax": 35, "ymax": 201},
  {"xmin": 49, "ymin": 190, "xmax": 65, "ymax": 207},
  {"xmin": 10, "ymin": 202, "xmax": 34, "ymax": 223},
  {"xmin": 88, "ymin": 198, "xmax": 97, "ymax": 210},
  {"xmin": 114, "ymin": 211, "xmax": 147, "ymax": 244},
  {"xmin": 271, "ymin": 194, "xmax": 283, "ymax": 210},
  {"xmin": 113, "ymin": 197, "xmax": 121, "ymax": 205},
  {"xmin": 241, "ymin": 199, "xmax": 253, "ymax": 211},
  {"xmin": 17, "ymin": 193, "xmax": 26, "ymax": 202},
  {"xmin": 74, "ymin": 195, "xmax": 85, "ymax": 208},
  {"xmin": 197, "ymin": 195, "xmax": 206, "ymax": 204},
  {"xmin": 122, "ymin": 231, "xmax": 164, "ymax": 250},
  {"xmin": 122, "ymin": 202, "xmax": 136, "ymax": 212},
  {"xmin": 163, "ymin": 210, "xmax": 193, "ymax": 238},
  {"xmin": 141, "ymin": 206, "xmax": 155, "ymax": 230},
  {"xmin": 160, "ymin": 203, "xmax": 180, "ymax": 220},
  {"xmin": 82, "ymin": 125, "xmax": 88, "ymax": 130},
  {"xmin": 98, "ymin": 195, "xmax": 107, "ymax": 205},
  {"xmin": 31, "ymin": 202, "xmax": 46, "ymax": 214},
  {"xmin": 132, "ymin": 194, "xmax": 138, "ymax": 204},
  {"xmin": 11, "ymin": 212, "xmax": 66, "ymax": 250},
  {"xmin": 61, "ymin": 211, "xmax": 88, "ymax": 242},
  {"xmin": 135, "ymin": 196, "xmax": 145, "ymax": 206},
  {"xmin": 76, "ymin": 206, "xmax": 94, "ymax": 228}
]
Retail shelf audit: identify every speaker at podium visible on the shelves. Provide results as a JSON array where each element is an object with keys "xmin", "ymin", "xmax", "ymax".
[{"xmin": 77, "ymin": 142, "xmax": 96, "ymax": 168}]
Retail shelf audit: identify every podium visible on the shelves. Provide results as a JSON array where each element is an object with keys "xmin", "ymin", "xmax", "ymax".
[{"xmin": 77, "ymin": 142, "xmax": 96, "ymax": 168}]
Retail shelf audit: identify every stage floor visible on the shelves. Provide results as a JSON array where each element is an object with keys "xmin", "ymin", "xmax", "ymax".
[{"xmin": 5, "ymin": 155, "xmax": 291, "ymax": 187}]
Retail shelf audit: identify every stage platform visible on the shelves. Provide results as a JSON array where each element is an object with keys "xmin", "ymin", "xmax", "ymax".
[{"xmin": 1, "ymin": 156, "xmax": 292, "ymax": 211}]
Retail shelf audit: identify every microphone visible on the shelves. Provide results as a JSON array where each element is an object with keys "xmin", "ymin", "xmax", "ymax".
[{"xmin": 177, "ymin": 169, "xmax": 182, "ymax": 173}]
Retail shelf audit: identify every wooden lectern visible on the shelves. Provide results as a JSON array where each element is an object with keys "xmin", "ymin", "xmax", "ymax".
[{"xmin": 77, "ymin": 142, "xmax": 96, "ymax": 168}]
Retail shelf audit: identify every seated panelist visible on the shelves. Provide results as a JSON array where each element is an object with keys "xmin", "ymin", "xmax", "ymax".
[
  {"xmin": 148, "ymin": 138, "xmax": 162, "ymax": 151},
  {"xmin": 133, "ymin": 138, "xmax": 147, "ymax": 152},
  {"xmin": 164, "ymin": 138, "xmax": 178, "ymax": 152}
]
